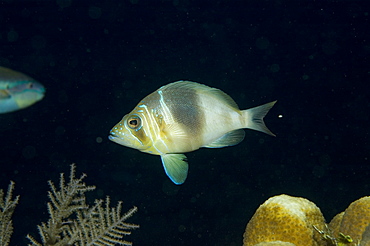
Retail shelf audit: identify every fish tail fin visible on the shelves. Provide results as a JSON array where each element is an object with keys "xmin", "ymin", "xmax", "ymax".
[{"xmin": 241, "ymin": 100, "xmax": 277, "ymax": 136}]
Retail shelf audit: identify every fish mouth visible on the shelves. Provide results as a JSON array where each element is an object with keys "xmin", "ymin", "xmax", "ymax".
[
  {"xmin": 109, "ymin": 134, "xmax": 127, "ymax": 146},
  {"xmin": 109, "ymin": 132, "xmax": 146, "ymax": 150},
  {"xmin": 109, "ymin": 133, "xmax": 133, "ymax": 146},
  {"xmin": 108, "ymin": 134, "xmax": 121, "ymax": 143},
  {"xmin": 108, "ymin": 134, "xmax": 116, "ymax": 141}
]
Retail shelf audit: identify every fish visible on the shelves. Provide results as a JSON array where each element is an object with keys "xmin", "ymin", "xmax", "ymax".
[
  {"xmin": 0, "ymin": 66, "xmax": 45, "ymax": 114},
  {"xmin": 109, "ymin": 81, "xmax": 276, "ymax": 185}
]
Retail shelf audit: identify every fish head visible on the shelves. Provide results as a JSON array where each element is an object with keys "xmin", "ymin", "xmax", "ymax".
[
  {"xmin": 109, "ymin": 88, "xmax": 192, "ymax": 155},
  {"xmin": 109, "ymin": 110, "xmax": 156, "ymax": 153},
  {"xmin": 9, "ymin": 81, "xmax": 45, "ymax": 109}
]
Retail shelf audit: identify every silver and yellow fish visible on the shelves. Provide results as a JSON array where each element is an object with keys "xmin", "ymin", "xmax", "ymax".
[
  {"xmin": 109, "ymin": 81, "xmax": 276, "ymax": 184},
  {"xmin": 0, "ymin": 66, "xmax": 45, "ymax": 114}
]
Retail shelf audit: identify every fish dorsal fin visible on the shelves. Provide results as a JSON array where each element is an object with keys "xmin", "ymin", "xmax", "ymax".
[
  {"xmin": 0, "ymin": 66, "xmax": 34, "ymax": 83},
  {"xmin": 204, "ymin": 129, "xmax": 245, "ymax": 148},
  {"xmin": 161, "ymin": 154, "xmax": 188, "ymax": 185},
  {"xmin": 0, "ymin": 89, "xmax": 10, "ymax": 99},
  {"xmin": 162, "ymin": 81, "xmax": 240, "ymax": 109}
]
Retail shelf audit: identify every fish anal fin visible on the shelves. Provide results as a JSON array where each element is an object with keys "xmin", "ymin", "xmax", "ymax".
[
  {"xmin": 161, "ymin": 154, "xmax": 188, "ymax": 185},
  {"xmin": 204, "ymin": 129, "xmax": 245, "ymax": 148}
]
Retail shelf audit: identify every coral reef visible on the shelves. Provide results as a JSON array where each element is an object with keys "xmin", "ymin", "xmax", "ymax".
[
  {"xmin": 328, "ymin": 196, "xmax": 370, "ymax": 246},
  {"xmin": 243, "ymin": 194, "xmax": 370, "ymax": 246},
  {"xmin": 0, "ymin": 164, "xmax": 138, "ymax": 246},
  {"xmin": 243, "ymin": 194, "xmax": 326, "ymax": 246},
  {"xmin": 0, "ymin": 181, "xmax": 19, "ymax": 246},
  {"xmin": 253, "ymin": 242, "xmax": 297, "ymax": 246}
]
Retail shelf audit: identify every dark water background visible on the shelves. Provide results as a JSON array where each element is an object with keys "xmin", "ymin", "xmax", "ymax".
[{"xmin": 0, "ymin": 0, "xmax": 369, "ymax": 245}]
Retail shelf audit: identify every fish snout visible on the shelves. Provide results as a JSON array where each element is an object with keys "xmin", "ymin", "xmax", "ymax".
[
  {"xmin": 108, "ymin": 131, "xmax": 126, "ymax": 146},
  {"xmin": 109, "ymin": 128, "xmax": 123, "ymax": 140}
]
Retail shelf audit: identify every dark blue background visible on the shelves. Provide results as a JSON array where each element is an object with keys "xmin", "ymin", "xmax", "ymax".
[{"xmin": 0, "ymin": 0, "xmax": 369, "ymax": 245}]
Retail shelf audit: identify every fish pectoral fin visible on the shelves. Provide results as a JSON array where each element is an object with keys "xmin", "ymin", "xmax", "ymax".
[
  {"xmin": 0, "ymin": 89, "xmax": 10, "ymax": 99},
  {"xmin": 204, "ymin": 129, "xmax": 245, "ymax": 148},
  {"xmin": 161, "ymin": 154, "xmax": 188, "ymax": 185}
]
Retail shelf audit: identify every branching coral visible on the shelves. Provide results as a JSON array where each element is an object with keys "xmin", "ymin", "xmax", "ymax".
[
  {"xmin": 0, "ymin": 181, "xmax": 19, "ymax": 246},
  {"xmin": 26, "ymin": 164, "xmax": 139, "ymax": 246},
  {"xmin": 0, "ymin": 164, "xmax": 138, "ymax": 246}
]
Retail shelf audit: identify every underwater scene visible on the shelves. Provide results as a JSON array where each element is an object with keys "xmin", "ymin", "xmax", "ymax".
[{"xmin": 0, "ymin": 0, "xmax": 369, "ymax": 245}]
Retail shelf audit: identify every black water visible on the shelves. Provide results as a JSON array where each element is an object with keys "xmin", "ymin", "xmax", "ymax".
[{"xmin": 0, "ymin": 0, "xmax": 369, "ymax": 245}]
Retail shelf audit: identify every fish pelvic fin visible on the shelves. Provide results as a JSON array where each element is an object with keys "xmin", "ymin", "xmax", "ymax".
[
  {"xmin": 242, "ymin": 100, "xmax": 277, "ymax": 136},
  {"xmin": 161, "ymin": 154, "xmax": 188, "ymax": 185}
]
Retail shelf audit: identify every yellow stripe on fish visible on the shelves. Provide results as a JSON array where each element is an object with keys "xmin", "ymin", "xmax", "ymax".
[{"xmin": 109, "ymin": 81, "xmax": 276, "ymax": 185}]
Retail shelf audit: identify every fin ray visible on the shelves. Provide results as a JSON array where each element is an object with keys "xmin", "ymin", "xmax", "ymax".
[
  {"xmin": 204, "ymin": 129, "xmax": 245, "ymax": 148},
  {"xmin": 161, "ymin": 154, "xmax": 188, "ymax": 185},
  {"xmin": 242, "ymin": 101, "xmax": 277, "ymax": 136},
  {"xmin": 162, "ymin": 81, "xmax": 239, "ymax": 109}
]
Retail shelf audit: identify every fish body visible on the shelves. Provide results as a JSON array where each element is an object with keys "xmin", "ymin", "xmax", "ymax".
[
  {"xmin": 109, "ymin": 81, "xmax": 276, "ymax": 184},
  {"xmin": 0, "ymin": 66, "xmax": 45, "ymax": 114}
]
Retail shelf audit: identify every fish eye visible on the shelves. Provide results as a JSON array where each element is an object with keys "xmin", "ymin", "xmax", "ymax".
[
  {"xmin": 28, "ymin": 83, "xmax": 34, "ymax": 88},
  {"xmin": 127, "ymin": 116, "xmax": 141, "ymax": 129}
]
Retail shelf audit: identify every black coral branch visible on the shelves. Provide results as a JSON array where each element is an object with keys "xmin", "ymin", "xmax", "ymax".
[
  {"xmin": 27, "ymin": 164, "xmax": 138, "ymax": 246},
  {"xmin": 76, "ymin": 197, "xmax": 138, "ymax": 246},
  {"xmin": 0, "ymin": 181, "xmax": 19, "ymax": 246}
]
